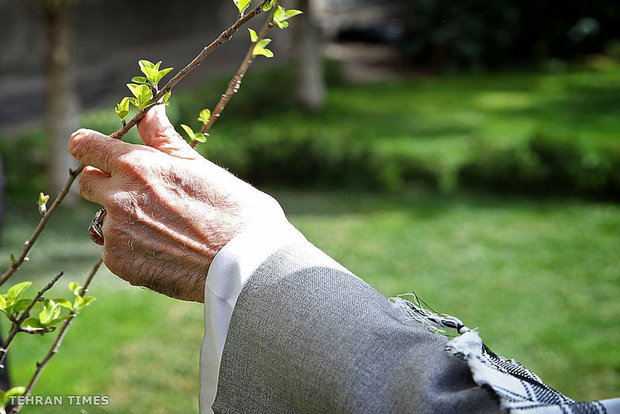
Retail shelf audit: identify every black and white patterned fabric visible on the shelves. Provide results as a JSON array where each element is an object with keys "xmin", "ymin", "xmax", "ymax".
[
  {"xmin": 446, "ymin": 331, "xmax": 619, "ymax": 414},
  {"xmin": 391, "ymin": 294, "xmax": 620, "ymax": 414}
]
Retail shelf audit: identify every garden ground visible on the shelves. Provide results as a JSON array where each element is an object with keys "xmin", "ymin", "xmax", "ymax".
[
  {"xmin": 3, "ymin": 190, "xmax": 619, "ymax": 413},
  {"xmin": 1, "ymin": 61, "xmax": 619, "ymax": 412}
]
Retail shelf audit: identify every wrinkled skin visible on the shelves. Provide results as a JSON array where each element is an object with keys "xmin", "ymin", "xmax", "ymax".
[{"xmin": 68, "ymin": 106, "xmax": 285, "ymax": 302}]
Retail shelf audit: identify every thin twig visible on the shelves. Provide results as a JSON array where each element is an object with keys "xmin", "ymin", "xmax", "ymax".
[
  {"xmin": 4, "ymin": 5, "xmax": 277, "ymax": 410},
  {"xmin": 192, "ymin": 0, "xmax": 280, "ymax": 149},
  {"xmin": 0, "ymin": 165, "xmax": 84, "ymax": 287},
  {"xmin": 111, "ymin": 0, "xmax": 270, "ymax": 140},
  {"xmin": 0, "ymin": 1, "xmax": 270, "ymax": 287},
  {"xmin": 11, "ymin": 257, "xmax": 102, "ymax": 414},
  {"xmin": 78, "ymin": 257, "xmax": 102, "ymax": 297},
  {"xmin": 0, "ymin": 271, "xmax": 64, "ymax": 368}
]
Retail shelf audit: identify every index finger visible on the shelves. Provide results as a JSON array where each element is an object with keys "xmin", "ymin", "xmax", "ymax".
[{"xmin": 68, "ymin": 129, "xmax": 135, "ymax": 174}]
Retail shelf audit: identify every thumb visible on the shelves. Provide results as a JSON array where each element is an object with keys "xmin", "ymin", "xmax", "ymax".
[{"xmin": 137, "ymin": 105, "xmax": 197, "ymax": 158}]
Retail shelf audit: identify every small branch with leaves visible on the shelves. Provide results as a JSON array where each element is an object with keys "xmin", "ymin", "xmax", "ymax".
[
  {"xmin": 0, "ymin": 272, "xmax": 64, "ymax": 369},
  {"xmin": 0, "ymin": 0, "xmax": 275, "ymax": 290},
  {"xmin": 182, "ymin": 1, "xmax": 303, "ymax": 148},
  {"xmin": 9, "ymin": 259, "xmax": 102, "ymax": 414},
  {"xmin": 1, "ymin": 0, "xmax": 303, "ymax": 411}
]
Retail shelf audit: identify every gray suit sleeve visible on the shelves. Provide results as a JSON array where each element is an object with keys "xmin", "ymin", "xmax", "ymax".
[{"xmin": 213, "ymin": 238, "xmax": 501, "ymax": 414}]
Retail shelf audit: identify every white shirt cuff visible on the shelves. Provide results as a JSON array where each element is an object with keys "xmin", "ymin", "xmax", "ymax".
[{"xmin": 199, "ymin": 221, "xmax": 306, "ymax": 413}]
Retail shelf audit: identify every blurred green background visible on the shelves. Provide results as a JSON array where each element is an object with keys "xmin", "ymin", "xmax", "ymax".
[{"xmin": 1, "ymin": 0, "xmax": 619, "ymax": 412}]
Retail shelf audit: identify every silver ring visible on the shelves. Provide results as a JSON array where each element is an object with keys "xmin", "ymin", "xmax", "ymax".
[{"xmin": 89, "ymin": 207, "xmax": 107, "ymax": 246}]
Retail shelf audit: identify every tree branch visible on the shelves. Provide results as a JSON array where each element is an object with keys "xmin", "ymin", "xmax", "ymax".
[
  {"xmin": 3, "ymin": 3, "xmax": 284, "ymax": 409},
  {"xmin": 78, "ymin": 257, "xmax": 101, "ymax": 297},
  {"xmin": 0, "ymin": 165, "xmax": 84, "ymax": 287},
  {"xmin": 110, "ymin": 0, "xmax": 270, "ymax": 140},
  {"xmin": 0, "ymin": 271, "xmax": 64, "ymax": 368},
  {"xmin": 10, "ymin": 258, "xmax": 102, "ymax": 414},
  {"xmin": 192, "ymin": 0, "xmax": 280, "ymax": 148},
  {"xmin": 0, "ymin": 1, "xmax": 270, "ymax": 287}
]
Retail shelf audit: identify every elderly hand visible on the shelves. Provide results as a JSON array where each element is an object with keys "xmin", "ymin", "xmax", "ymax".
[{"xmin": 68, "ymin": 106, "xmax": 286, "ymax": 302}]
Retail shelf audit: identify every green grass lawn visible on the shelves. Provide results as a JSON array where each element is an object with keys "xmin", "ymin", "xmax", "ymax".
[
  {"xmin": 193, "ymin": 60, "xmax": 620, "ymax": 189},
  {"xmin": 1, "ymin": 62, "xmax": 619, "ymax": 412},
  {"xmin": 2, "ymin": 190, "xmax": 618, "ymax": 413},
  {"xmin": 70, "ymin": 60, "xmax": 620, "ymax": 195}
]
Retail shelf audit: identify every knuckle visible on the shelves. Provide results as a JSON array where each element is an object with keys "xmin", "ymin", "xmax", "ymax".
[
  {"xmin": 107, "ymin": 191, "xmax": 132, "ymax": 214},
  {"xmin": 77, "ymin": 173, "xmax": 92, "ymax": 196},
  {"xmin": 116, "ymin": 150, "xmax": 149, "ymax": 175}
]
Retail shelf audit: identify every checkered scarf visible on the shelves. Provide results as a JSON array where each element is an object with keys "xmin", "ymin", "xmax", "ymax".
[{"xmin": 391, "ymin": 294, "xmax": 620, "ymax": 414}]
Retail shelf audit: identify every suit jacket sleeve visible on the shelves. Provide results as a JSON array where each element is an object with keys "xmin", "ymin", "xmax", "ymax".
[{"xmin": 212, "ymin": 237, "xmax": 501, "ymax": 414}]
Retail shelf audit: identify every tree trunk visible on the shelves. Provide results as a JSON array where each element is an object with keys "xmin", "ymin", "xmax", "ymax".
[
  {"xmin": 293, "ymin": 0, "xmax": 325, "ymax": 111},
  {"xmin": 45, "ymin": 0, "xmax": 79, "ymax": 200}
]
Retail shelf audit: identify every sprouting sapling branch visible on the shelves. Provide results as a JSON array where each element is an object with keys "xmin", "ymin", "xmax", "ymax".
[
  {"xmin": 185, "ymin": 1, "xmax": 303, "ymax": 149},
  {"xmin": 0, "ymin": 386, "xmax": 25, "ymax": 414},
  {"xmin": 2, "ymin": 0, "xmax": 301, "ymax": 407},
  {"xmin": 110, "ymin": 0, "xmax": 271, "ymax": 140},
  {"xmin": 0, "ymin": 166, "xmax": 83, "ymax": 287},
  {"xmin": 0, "ymin": 272, "xmax": 64, "ymax": 368},
  {"xmin": 10, "ymin": 258, "xmax": 102, "ymax": 414},
  {"xmin": 0, "ymin": 0, "xmax": 273, "ymax": 289}
]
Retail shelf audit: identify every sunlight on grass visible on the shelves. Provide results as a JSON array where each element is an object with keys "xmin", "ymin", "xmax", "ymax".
[
  {"xmin": 473, "ymin": 91, "xmax": 537, "ymax": 111},
  {"xmin": 1, "ymin": 191, "xmax": 618, "ymax": 412},
  {"xmin": 1, "ymin": 63, "xmax": 619, "ymax": 411}
]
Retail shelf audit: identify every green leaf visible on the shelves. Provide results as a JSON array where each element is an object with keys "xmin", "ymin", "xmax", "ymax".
[
  {"xmin": 126, "ymin": 83, "xmax": 150, "ymax": 101},
  {"xmin": 143, "ymin": 68, "xmax": 157, "ymax": 83},
  {"xmin": 273, "ymin": 6, "xmax": 302, "ymax": 29},
  {"xmin": 253, "ymin": 38, "xmax": 274, "ymax": 58},
  {"xmin": 138, "ymin": 59, "xmax": 155, "ymax": 70},
  {"xmin": 234, "ymin": 0, "xmax": 252, "ymax": 15},
  {"xmin": 248, "ymin": 28, "xmax": 258, "ymax": 42},
  {"xmin": 23, "ymin": 318, "xmax": 43, "ymax": 329},
  {"xmin": 198, "ymin": 108, "xmax": 211, "ymax": 124},
  {"xmin": 9, "ymin": 254, "xmax": 15, "ymax": 266},
  {"xmin": 284, "ymin": 9, "xmax": 303, "ymax": 19},
  {"xmin": 37, "ymin": 192, "xmax": 50, "ymax": 215},
  {"xmin": 253, "ymin": 46, "xmax": 274, "ymax": 58},
  {"xmin": 126, "ymin": 83, "xmax": 141, "ymax": 99},
  {"xmin": 0, "ymin": 294, "xmax": 6, "ymax": 311},
  {"xmin": 114, "ymin": 97, "xmax": 131, "ymax": 121},
  {"xmin": 126, "ymin": 84, "xmax": 153, "ymax": 110},
  {"xmin": 193, "ymin": 132, "xmax": 207, "ymax": 143},
  {"xmin": 46, "ymin": 314, "xmax": 70, "ymax": 326},
  {"xmin": 160, "ymin": 91, "xmax": 172, "ymax": 106},
  {"xmin": 82, "ymin": 296, "xmax": 96, "ymax": 307},
  {"xmin": 53, "ymin": 298, "xmax": 73, "ymax": 310},
  {"xmin": 7, "ymin": 282, "xmax": 31, "ymax": 300},
  {"xmin": 0, "ymin": 385, "xmax": 25, "ymax": 408},
  {"xmin": 39, "ymin": 299, "xmax": 60, "ymax": 325},
  {"xmin": 6, "ymin": 386, "xmax": 26, "ymax": 398},
  {"xmin": 180, "ymin": 124, "xmax": 195, "ymax": 141},
  {"xmin": 37, "ymin": 191, "xmax": 49, "ymax": 205},
  {"xmin": 73, "ymin": 294, "xmax": 95, "ymax": 311},
  {"xmin": 73, "ymin": 295, "xmax": 84, "ymax": 311},
  {"xmin": 12, "ymin": 298, "xmax": 31, "ymax": 314},
  {"xmin": 258, "ymin": 38, "xmax": 272, "ymax": 48},
  {"xmin": 180, "ymin": 124, "xmax": 207, "ymax": 143},
  {"xmin": 131, "ymin": 76, "xmax": 148, "ymax": 84},
  {"xmin": 69, "ymin": 282, "xmax": 81, "ymax": 296},
  {"xmin": 262, "ymin": 0, "xmax": 275, "ymax": 11},
  {"xmin": 152, "ymin": 67, "xmax": 173, "ymax": 85}
]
